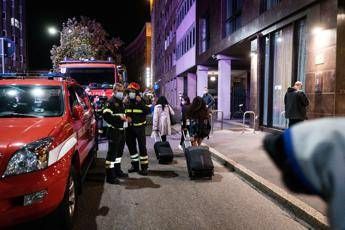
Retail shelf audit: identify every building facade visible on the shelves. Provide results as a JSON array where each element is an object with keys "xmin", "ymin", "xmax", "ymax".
[
  {"xmin": 176, "ymin": 0, "xmax": 197, "ymax": 102},
  {"xmin": 0, "ymin": 0, "xmax": 26, "ymax": 73},
  {"xmin": 151, "ymin": 0, "xmax": 179, "ymax": 107},
  {"xmin": 151, "ymin": 0, "xmax": 345, "ymax": 128},
  {"xmin": 124, "ymin": 22, "xmax": 152, "ymax": 88},
  {"xmin": 195, "ymin": 0, "xmax": 344, "ymax": 129}
]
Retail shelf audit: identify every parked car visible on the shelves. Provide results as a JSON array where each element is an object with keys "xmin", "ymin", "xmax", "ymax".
[{"xmin": 0, "ymin": 76, "xmax": 97, "ymax": 229}]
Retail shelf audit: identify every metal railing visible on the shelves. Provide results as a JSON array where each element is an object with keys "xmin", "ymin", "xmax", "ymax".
[
  {"xmin": 242, "ymin": 111, "xmax": 256, "ymax": 134},
  {"xmin": 210, "ymin": 110, "xmax": 224, "ymax": 134}
]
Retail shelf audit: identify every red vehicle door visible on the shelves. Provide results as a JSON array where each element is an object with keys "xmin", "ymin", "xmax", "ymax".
[
  {"xmin": 68, "ymin": 86, "xmax": 92, "ymax": 164},
  {"xmin": 74, "ymin": 86, "xmax": 96, "ymax": 159}
]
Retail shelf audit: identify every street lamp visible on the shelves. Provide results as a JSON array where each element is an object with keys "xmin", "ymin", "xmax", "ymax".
[{"xmin": 47, "ymin": 26, "xmax": 60, "ymax": 36}]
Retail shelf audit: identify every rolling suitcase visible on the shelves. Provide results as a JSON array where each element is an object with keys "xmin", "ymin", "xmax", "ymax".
[
  {"xmin": 153, "ymin": 132, "xmax": 174, "ymax": 164},
  {"xmin": 183, "ymin": 130, "xmax": 214, "ymax": 179}
]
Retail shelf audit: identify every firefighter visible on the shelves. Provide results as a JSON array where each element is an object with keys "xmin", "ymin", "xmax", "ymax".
[
  {"xmin": 124, "ymin": 82, "xmax": 150, "ymax": 175},
  {"xmin": 103, "ymin": 83, "xmax": 130, "ymax": 184}
]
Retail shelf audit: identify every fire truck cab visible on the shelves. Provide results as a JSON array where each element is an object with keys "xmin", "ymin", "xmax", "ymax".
[
  {"xmin": 59, "ymin": 59, "xmax": 119, "ymax": 99},
  {"xmin": 59, "ymin": 60, "xmax": 120, "ymax": 136}
]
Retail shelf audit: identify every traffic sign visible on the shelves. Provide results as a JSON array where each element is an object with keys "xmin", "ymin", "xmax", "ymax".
[{"xmin": 0, "ymin": 38, "xmax": 15, "ymax": 57}]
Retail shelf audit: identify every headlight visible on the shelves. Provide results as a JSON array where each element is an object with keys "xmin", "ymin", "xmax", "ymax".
[{"xmin": 2, "ymin": 137, "xmax": 53, "ymax": 178}]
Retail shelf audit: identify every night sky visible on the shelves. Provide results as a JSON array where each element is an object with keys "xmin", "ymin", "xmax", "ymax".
[{"xmin": 27, "ymin": 1, "xmax": 151, "ymax": 70}]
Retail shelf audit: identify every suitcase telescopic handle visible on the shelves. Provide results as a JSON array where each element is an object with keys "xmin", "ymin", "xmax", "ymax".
[
  {"xmin": 182, "ymin": 128, "xmax": 192, "ymax": 147},
  {"xmin": 154, "ymin": 130, "xmax": 163, "ymax": 142}
]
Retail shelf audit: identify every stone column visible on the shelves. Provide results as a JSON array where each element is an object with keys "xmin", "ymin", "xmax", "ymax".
[
  {"xmin": 177, "ymin": 76, "xmax": 184, "ymax": 104},
  {"xmin": 196, "ymin": 65, "xmax": 209, "ymax": 97},
  {"xmin": 187, "ymin": 73, "xmax": 197, "ymax": 101},
  {"xmin": 217, "ymin": 55, "xmax": 231, "ymax": 120}
]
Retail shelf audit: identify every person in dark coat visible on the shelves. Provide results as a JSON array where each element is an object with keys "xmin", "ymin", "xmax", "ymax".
[
  {"xmin": 186, "ymin": 96, "xmax": 211, "ymax": 146},
  {"xmin": 179, "ymin": 95, "xmax": 191, "ymax": 150},
  {"xmin": 202, "ymin": 87, "xmax": 215, "ymax": 110},
  {"xmin": 284, "ymin": 81, "xmax": 309, "ymax": 127}
]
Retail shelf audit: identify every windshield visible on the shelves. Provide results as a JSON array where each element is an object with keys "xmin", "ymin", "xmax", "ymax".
[
  {"xmin": 0, "ymin": 85, "xmax": 64, "ymax": 117},
  {"xmin": 67, "ymin": 67, "xmax": 115, "ymax": 88}
]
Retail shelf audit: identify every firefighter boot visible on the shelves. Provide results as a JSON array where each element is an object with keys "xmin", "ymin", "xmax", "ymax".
[
  {"xmin": 106, "ymin": 168, "xmax": 120, "ymax": 184},
  {"xmin": 139, "ymin": 164, "xmax": 148, "ymax": 176},
  {"xmin": 128, "ymin": 161, "xmax": 140, "ymax": 173},
  {"xmin": 115, "ymin": 163, "xmax": 128, "ymax": 178}
]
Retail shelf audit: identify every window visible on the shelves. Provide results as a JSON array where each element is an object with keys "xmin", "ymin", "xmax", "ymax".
[
  {"xmin": 177, "ymin": 24, "xmax": 196, "ymax": 60},
  {"xmin": 263, "ymin": 37, "xmax": 270, "ymax": 126},
  {"xmin": 177, "ymin": 0, "xmax": 195, "ymax": 27},
  {"xmin": 192, "ymin": 27, "xmax": 196, "ymax": 45},
  {"xmin": 295, "ymin": 20, "xmax": 307, "ymax": 85},
  {"xmin": 68, "ymin": 87, "xmax": 79, "ymax": 112},
  {"xmin": 261, "ymin": 0, "xmax": 281, "ymax": 13},
  {"xmin": 225, "ymin": 0, "xmax": 243, "ymax": 36},
  {"xmin": 200, "ymin": 16, "xmax": 209, "ymax": 53},
  {"xmin": 75, "ymin": 86, "xmax": 90, "ymax": 111},
  {"xmin": 0, "ymin": 85, "xmax": 64, "ymax": 117},
  {"xmin": 261, "ymin": 20, "xmax": 307, "ymax": 129},
  {"xmin": 272, "ymin": 27, "xmax": 293, "ymax": 128}
]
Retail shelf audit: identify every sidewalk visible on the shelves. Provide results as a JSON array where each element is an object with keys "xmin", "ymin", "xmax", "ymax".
[{"xmin": 203, "ymin": 128, "xmax": 328, "ymax": 228}]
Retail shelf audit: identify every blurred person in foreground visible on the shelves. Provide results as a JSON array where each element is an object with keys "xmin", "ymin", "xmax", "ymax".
[{"xmin": 263, "ymin": 118, "xmax": 345, "ymax": 230}]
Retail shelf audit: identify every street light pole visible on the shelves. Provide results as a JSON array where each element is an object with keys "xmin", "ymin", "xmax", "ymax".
[{"xmin": 1, "ymin": 38, "xmax": 5, "ymax": 74}]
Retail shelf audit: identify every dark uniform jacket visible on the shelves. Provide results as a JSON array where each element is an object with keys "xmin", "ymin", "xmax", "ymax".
[
  {"xmin": 125, "ymin": 99, "xmax": 150, "ymax": 126},
  {"xmin": 284, "ymin": 87, "xmax": 309, "ymax": 120},
  {"xmin": 103, "ymin": 96, "xmax": 125, "ymax": 129}
]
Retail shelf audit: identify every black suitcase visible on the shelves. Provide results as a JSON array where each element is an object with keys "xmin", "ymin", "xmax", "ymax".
[
  {"xmin": 185, "ymin": 146, "xmax": 214, "ymax": 179},
  {"xmin": 153, "ymin": 133, "xmax": 174, "ymax": 164},
  {"xmin": 183, "ymin": 129, "xmax": 214, "ymax": 179}
]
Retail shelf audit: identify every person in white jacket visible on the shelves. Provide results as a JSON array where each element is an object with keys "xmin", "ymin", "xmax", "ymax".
[
  {"xmin": 152, "ymin": 96, "xmax": 175, "ymax": 142},
  {"xmin": 263, "ymin": 118, "xmax": 345, "ymax": 230}
]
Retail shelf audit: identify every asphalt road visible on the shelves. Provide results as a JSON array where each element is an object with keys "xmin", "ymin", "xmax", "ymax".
[{"xmin": 71, "ymin": 135, "xmax": 307, "ymax": 230}]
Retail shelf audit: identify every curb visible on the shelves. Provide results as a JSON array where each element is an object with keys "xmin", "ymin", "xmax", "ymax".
[{"xmin": 207, "ymin": 145, "xmax": 329, "ymax": 229}]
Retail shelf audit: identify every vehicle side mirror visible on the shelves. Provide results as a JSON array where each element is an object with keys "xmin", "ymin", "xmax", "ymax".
[{"xmin": 72, "ymin": 105, "xmax": 84, "ymax": 120}]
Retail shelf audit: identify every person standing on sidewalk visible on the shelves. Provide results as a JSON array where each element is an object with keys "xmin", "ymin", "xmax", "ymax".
[
  {"xmin": 124, "ymin": 82, "xmax": 150, "ymax": 176},
  {"xmin": 179, "ymin": 95, "xmax": 191, "ymax": 150},
  {"xmin": 284, "ymin": 81, "xmax": 309, "ymax": 127},
  {"xmin": 151, "ymin": 96, "xmax": 175, "ymax": 142},
  {"xmin": 186, "ymin": 96, "xmax": 211, "ymax": 146},
  {"xmin": 202, "ymin": 87, "xmax": 215, "ymax": 110},
  {"xmin": 103, "ymin": 83, "xmax": 130, "ymax": 184}
]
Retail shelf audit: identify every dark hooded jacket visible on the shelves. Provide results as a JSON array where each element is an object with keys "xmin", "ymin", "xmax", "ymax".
[{"xmin": 284, "ymin": 87, "xmax": 309, "ymax": 120}]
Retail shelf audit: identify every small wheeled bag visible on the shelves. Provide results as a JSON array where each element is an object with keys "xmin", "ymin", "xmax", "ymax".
[
  {"xmin": 153, "ymin": 132, "xmax": 174, "ymax": 164},
  {"xmin": 183, "ymin": 130, "xmax": 214, "ymax": 179}
]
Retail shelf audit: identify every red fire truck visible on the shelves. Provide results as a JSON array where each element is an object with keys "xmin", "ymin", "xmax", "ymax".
[
  {"xmin": 59, "ymin": 60, "xmax": 122, "ymax": 136},
  {"xmin": 59, "ymin": 60, "xmax": 120, "ymax": 99}
]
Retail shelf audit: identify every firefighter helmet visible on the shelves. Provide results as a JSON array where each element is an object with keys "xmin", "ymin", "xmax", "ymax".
[{"xmin": 127, "ymin": 82, "xmax": 140, "ymax": 91}]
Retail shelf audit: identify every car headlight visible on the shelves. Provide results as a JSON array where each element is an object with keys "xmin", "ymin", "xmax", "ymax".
[{"xmin": 2, "ymin": 137, "xmax": 53, "ymax": 178}]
